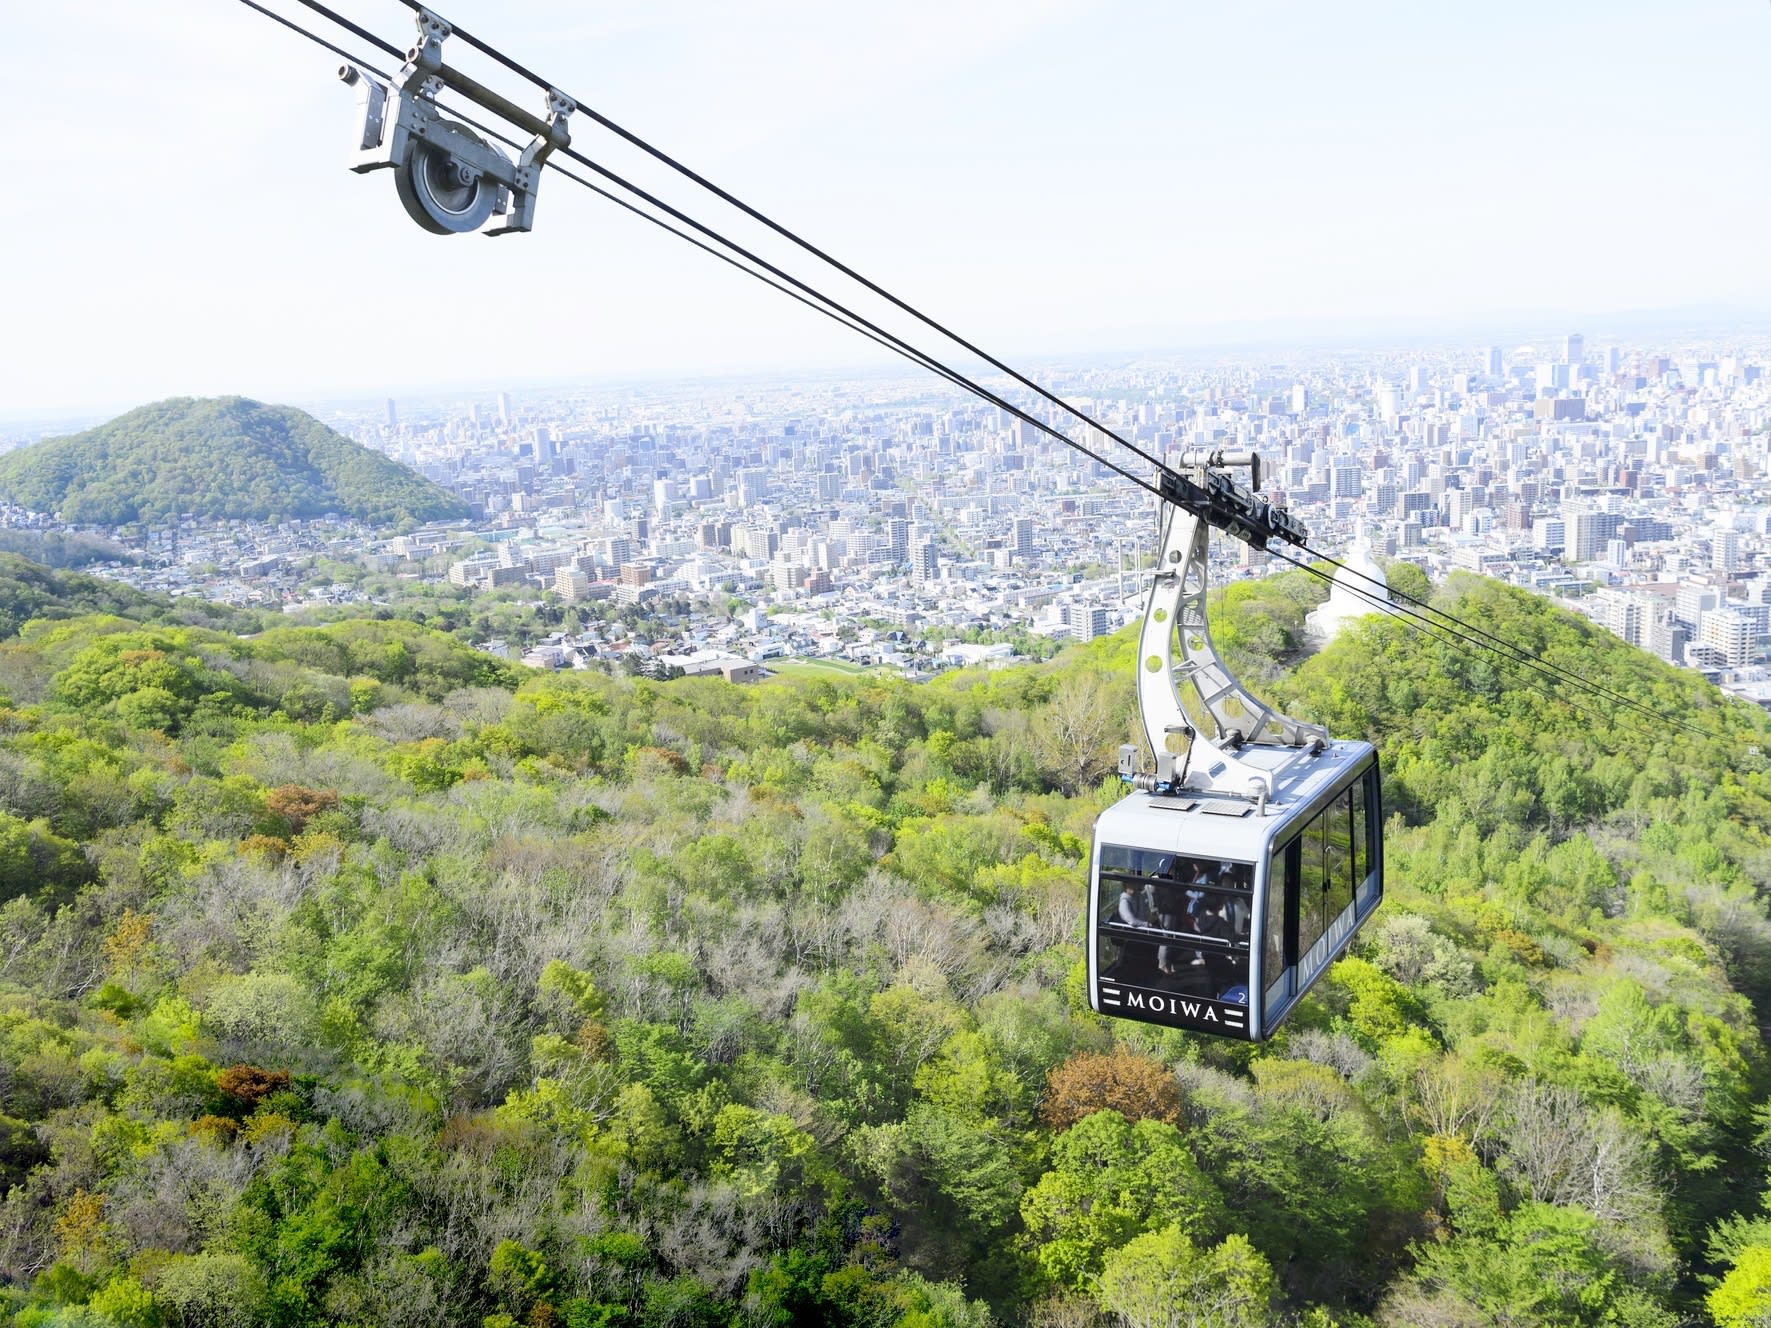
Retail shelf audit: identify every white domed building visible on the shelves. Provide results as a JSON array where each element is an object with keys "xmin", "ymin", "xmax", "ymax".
[{"xmin": 1304, "ymin": 524, "xmax": 1396, "ymax": 647}]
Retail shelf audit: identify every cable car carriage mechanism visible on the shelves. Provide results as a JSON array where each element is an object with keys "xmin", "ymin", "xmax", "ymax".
[
  {"xmin": 1088, "ymin": 451, "xmax": 1383, "ymax": 1041},
  {"xmin": 339, "ymin": 8, "xmax": 574, "ymax": 236}
]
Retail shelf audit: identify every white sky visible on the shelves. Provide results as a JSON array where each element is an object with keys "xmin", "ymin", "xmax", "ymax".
[{"xmin": 1, "ymin": 0, "xmax": 1767, "ymax": 419}]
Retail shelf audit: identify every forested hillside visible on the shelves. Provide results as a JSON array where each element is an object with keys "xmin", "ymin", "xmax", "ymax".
[
  {"xmin": 0, "ymin": 399, "xmax": 468, "ymax": 527},
  {"xmin": 0, "ymin": 555, "xmax": 264, "ymax": 644},
  {"xmin": 2, "ymin": 567, "xmax": 1770, "ymax": 1327}
]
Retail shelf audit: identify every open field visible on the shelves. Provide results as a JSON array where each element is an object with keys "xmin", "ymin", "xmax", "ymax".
[{"xmin": 764, "ymin": 656, "xmax": 881, "ymax": 679}]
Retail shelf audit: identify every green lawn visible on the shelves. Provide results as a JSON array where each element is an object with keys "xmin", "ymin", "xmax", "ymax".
[{"xmin": 765, "ymin": 656, "xmax": 878, "ymax": 679}]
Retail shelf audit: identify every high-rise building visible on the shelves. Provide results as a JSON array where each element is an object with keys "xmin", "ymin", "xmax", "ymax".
[
  {"xmin": 497, "ymin": 391, "xmax": 512, "ymax": 426},
  {"xmin": 887, "ymin": 518, "xmax": 911, "ymax": 565},
  {"xmin": 1484, "ymin": 347, "xmax": 1503, "ymax": 377},
  {"xmin": 1561, "ymin": 332, "xmax": 1584, "ymax": 364},
  {"xmin": 554, "ymin": 567, "xmax": 591, "ymax": 601},
  {"xmin": 736, "ymin": 467, "xmax": 769, "ymax": 509},
  {"xmin": 1714, "ymin": 531, "xmax": 1742, "ymax": 574},
  {"xmin": 1012, "ymin": 516, "xmax": 1036, "ymax": 560},
  {"xmin": 1065, "ymin": 603, "xmax": 1110, "ymax": 642},
  {"xmin": 384, "ymin": 398, "xmax": 398, "ymax": 428},
  {"xmin": 1699, "ymin": 610, "xmax": 1753, "ymax": 668},
  {"xmin": 911, "ymin": 538, "xmax": 939, "ymax": 584},
  {"xmin": 1597, "ymin": 590, "xmax": 1644, "ymax": 647},
  {"xmin": 1568, "ymin": 510, "xmax": 1619, "ymax": 562},
  {"xmin": 1445, "ymin": 488, "xmax": 1474, "ymax": 527},
  {"xmin": 1646, "ymin": 610, "xmax": 1690, "ymax": 666},
  {"xmin": 1675, "ymin": 582, "xmax": 1721, "ymax": 627}
]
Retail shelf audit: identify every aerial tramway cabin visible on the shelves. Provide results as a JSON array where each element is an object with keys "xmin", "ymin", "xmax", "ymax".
[{"xmin": 1088, "ymin": 740, "xmax": 1381, "ymax": 1041}]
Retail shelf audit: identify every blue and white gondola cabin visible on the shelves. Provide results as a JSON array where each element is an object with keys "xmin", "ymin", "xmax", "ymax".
[
  {"xmin": 1087, "ymin": 741, "xmax": 1381, "ymax": 1040},
  {"xmin": 1088, "ymin": 457, "xmax": 1385, "ymax": 1040}
]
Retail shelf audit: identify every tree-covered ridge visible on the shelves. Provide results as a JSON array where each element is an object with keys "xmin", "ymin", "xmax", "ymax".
[
  {"xmin": 0, "ymin": 398, "xmax": 469, "ymax": 527},
  {"xmin": 0, "ymin": 572, "xmax": 1767, "ymax": 1326},
  {"xmin": 0, "ymin": 553, "xmax": 263, "ymax": 644}
]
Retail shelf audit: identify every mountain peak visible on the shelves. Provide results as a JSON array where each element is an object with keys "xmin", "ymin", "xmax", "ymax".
[{"xmin": 0, "ymin": 396, "xmax": 468, "ymax": 528}]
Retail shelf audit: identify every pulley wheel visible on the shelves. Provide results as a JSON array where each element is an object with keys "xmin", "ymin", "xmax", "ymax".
[{"xmin": 395, "ymin": 129, "xmax": 500, "ymax": 235}]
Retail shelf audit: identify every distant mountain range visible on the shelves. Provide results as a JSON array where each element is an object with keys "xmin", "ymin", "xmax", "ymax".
[{"xmin": 0, "ymin": 396, "xmax": 468, "ymax": 528}]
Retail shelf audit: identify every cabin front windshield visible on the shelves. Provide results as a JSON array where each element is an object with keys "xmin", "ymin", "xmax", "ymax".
[{"xmin": 1096, "ymin": 846, "xmax": 1253, "ymax": 1005}]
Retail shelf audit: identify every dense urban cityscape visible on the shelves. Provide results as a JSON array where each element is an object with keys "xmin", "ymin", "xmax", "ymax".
[{"xmin": 5, "ymin": 332, "xmax": 1769, "ymax": 704}]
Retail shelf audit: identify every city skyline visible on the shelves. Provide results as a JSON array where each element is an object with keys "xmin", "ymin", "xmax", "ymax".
[
  {"xmin": 18, "ymin": 329, "xmax": 1768, "ymax": 705},
  {"xmin": 3, "ymin": 1, "xmax": 1769, "ymax": 417}
]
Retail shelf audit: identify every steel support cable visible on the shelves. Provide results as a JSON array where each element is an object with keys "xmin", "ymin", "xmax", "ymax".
[
  {"xmin": 401, "ymin": 0, "xmax": 1716, "ymax": 739},
  {"xmin": 538, "ymin": 144, "xmax": 1183, "ymax": 506},
  {"xmin": 236, "ymin": 0, "xmax": 394, "ymax": 66},
  {"xmin": 375, "ymin": 0, "xmax": 1176, "ymax": 483},
  {"xmin": 1264, "ymin": 545, "xmax": 1703, "ymax": 742},
  {"xmin": 1275, "ymin": 545, "xmax": 1657, "ymax": 743},
  {"xmin": 286, "ymin": 0, "xmax": 403, "ymax": 59},
  {"xmin": 338, "ymin": 0, "xmax": 1660, "ymax": 716},
  {"xmin": 425, "ymin": 113, "xmax": 999, "ymax": 407},
  {"xmin": 246, "ymin": 0, "xmax": 1725, "ymax": 746},
  {"xmin": 268, "ymin": 1, "xmax": 1181, "ymax": 505},
  {"xmin": 1295, "ymin": 542, "xmax": 1726, "ymax": 739},
  {"xmin": 230, "ymin": 0, "xmax": 1158, "ymax": 500},
  {"xmin": 1266, "ymin": 550, "xmax": 1659, "ymax": 743}
]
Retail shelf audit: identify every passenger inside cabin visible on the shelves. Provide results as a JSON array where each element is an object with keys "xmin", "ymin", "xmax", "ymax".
[
  {"xmin": 1183, "ymin": 861, "xmax": 1212, "ymax": 916},
  {"xmin": 1153, "ymin": 870, "xmax": 1184, "ymax": 974},
  {"xmin": 1189, "ymin": 901, "xmax": 1229, "ymax": 956}
]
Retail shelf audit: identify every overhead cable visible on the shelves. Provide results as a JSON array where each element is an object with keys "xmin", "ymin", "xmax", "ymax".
[
  {"xmin": 1295, "ymin": 544, "xmax": 1723, "ymax": 739},
  {"xmin": 345, "ymin": 0, "xmax": 1707, "ymax": 735},
  {"xmin": 1265, "ymin": 546, "xmax": 1713, "ymax": 741},
  {"xmin": 374, "ymin": 0, "xmax": 1176, "ymax": 481},
  {"xmin": 242, "ymin": 0, "xmax": 1736, "ymax": 744},
  {"xmin": 237, "ymin": 0, "xmax": 1182, "ymax": 511}
]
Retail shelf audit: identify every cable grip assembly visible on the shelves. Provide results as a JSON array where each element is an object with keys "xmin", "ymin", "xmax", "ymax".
[{"xmin": 340, "ymin": 7, "xmax": 573, "ymax": 235}]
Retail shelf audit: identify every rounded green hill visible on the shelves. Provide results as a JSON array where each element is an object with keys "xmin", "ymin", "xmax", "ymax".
[{"xmin": 0, "ymin": 396, "xmax": 469, "ymax": 527}]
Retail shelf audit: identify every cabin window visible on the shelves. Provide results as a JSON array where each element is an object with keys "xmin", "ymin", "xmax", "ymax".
[
  {"xmin": 1263, "ymin": 841, "xmax": 1293, "ymax": 1018},
  {"xmin": 1326, "ymin": 785, "xmax": 1356, "ymax": 922},
  {"xmin": 1096, "ymin": 847, "xmax": 1253, "ymax": 1004},
  {"xmin": 1296, "ymin": 809, "xmax": 1328, "ymax": 960},
  {"xmin": 1350, "ymin": 772, "xmax": 1369, "ymax": 887},
  {"xmin": 1357, "ymin": 764, "xmax": 1382, "ymax": 903}
]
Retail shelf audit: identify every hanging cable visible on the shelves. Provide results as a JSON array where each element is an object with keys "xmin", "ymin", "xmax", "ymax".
[
  {"xmin": 236, "ymin": 0, "xmax": 393, "ymax": 67},
  {"xmin": 1265, "ymin": 545, "xmax": 1713, "ymax": 741},
  {"xmin": 1281, "ymin": 552, "xmax": 1667, "ymax": 743},
  {"xmin": 1293, "ymin": 542, "xmax": 1725, "ymax": 734},
  {"xmin": 369, "ymin": 0, "xmax": 1177, "ymax": 482},
  {"xmin": 232, "ymin": 0, "xmax": 1176, "ymax": 510},
  {"xmin": 286, "ymin": 0, "xmax": 402, "ymax": 59},
  {"xmin": 239, "ymin": 0, "xmax": 1741, "ymax": 746},
  {"xmin": 324, "ymin": 0, "xmax": 1716, "ymax": 739}
]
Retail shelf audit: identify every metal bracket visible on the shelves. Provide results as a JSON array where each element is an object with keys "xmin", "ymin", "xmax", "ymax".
[
  {"xmin": 1128, "ymin": 455, "xmax": 1327, "ymax": 801},
  {"xmin": 339, "ymin": 7, "xmax": 574, "ymax": 235}
]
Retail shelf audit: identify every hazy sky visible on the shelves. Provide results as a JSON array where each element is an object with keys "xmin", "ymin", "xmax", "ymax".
[{"xmin": 2, "ymin": 1, "xmax": 1767, "ymax": 418}]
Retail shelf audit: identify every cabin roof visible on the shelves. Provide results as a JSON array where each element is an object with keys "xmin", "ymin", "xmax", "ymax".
[{"xmin": 1094, "ymin": 739, "xmax": 1375, "ymax": 863}]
